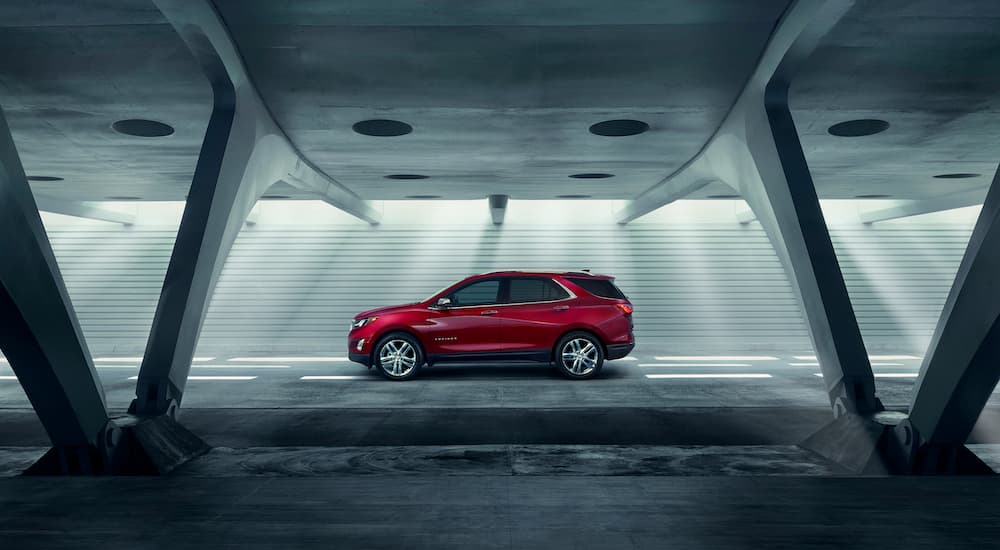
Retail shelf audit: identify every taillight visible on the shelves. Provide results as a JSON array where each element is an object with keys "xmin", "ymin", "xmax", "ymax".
[{"xmin": 616, "ymin": 303, "xmax": 633, "ymax": 315}]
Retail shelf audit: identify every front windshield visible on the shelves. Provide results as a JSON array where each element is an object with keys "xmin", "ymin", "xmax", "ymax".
[{"xmin": 423, "ymin": 283, "xmax": 455, "ymax": 302}]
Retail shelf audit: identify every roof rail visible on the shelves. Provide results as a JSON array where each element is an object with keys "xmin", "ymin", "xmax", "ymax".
[{"xmin": 478, "ymin": 269, "xmax": 597, "ymax": 276}]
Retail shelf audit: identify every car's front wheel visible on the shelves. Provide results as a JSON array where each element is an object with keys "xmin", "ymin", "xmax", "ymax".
[
  {"xmin": 374, "ymin": 332, "xmax": 423, "ymax": 381},
  {"xmin": 554, "ymin": 331, "xmax": 604, "ymax": 380}
]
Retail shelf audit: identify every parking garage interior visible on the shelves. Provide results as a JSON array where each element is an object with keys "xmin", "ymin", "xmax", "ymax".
[{"xmin": 2, "ymin": 1, "xmax": 1000, "ymax": 548}]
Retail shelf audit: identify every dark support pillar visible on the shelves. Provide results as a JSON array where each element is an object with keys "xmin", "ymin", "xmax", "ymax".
[
  {"xmin": 0, "ymin": 105, "xmax": 116, "ymax": 473},
  {"xmin": 618, "ymin": 0, "xmax": 903, "ymax": 471},
  {"xmin": 132, "ymin": 0, "xmax": 379, "ymax": 416},
  {"xmin": 618, "ymin": 0, "xmax": 880, "ymax": 416},
  {"xmin": 129, "ymin": 79, "xmax": 268, "ymax": 416},
  {"xmin": 743, "ymin": 88, "xmax": 881, "ymax": 416},
  {"xmin": 805, "ymin": 172, "xmax": 1000, "ymax": 474},
  {"xmin": 889, "ymin": 167, "xmax": 1000, "ymax": 474},
  {"xmin": 738, "ymin": 0, "xmax": 880, "ymax": 417}
]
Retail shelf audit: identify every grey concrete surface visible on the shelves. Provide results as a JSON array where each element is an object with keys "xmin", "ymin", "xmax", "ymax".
[
  {"xmin": 1, "ymin": 475, "xmax": 999, "ymax": 549},
  {"xmin": 0, "ymin": 359, "xmax": 928, "ymax": 409},
  {"xmin": 170, "ymin": 445, "xmax": 843, "ymax": 477},
  {"xmin": 0, "ymin": 406, "xmax": 839, "ymax": 448},
  {"xmin": 0, "ymin": 447, "xmax": 45, "ymax": 476},
  {"xmin": 1, "ymin": 1, "xmax": 998, "ymax": 201},
  {"xmin": 1, "ymin": 352, "xmax": 969, "ymax": 411}
]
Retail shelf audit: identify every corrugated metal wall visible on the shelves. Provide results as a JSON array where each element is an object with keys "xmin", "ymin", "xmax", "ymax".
[{"xmin": 42, "ymin": 201, "xmax": 975, "ymax": 356}]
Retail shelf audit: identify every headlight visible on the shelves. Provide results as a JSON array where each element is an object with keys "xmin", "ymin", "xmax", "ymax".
[{"xmin": 351, "ymin": 317, "xmax": 377, "ymax": 330}]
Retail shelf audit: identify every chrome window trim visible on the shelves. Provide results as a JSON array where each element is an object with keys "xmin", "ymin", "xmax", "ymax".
[{"xmin": 432, "ymin": 276, "xmax": 576, "ymax": 310}]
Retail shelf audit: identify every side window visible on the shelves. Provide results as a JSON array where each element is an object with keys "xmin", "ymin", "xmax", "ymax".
[
  {"xmin": 507, "ymin": 277, "xmax": 570, "ymax": 303},
  {"xmin": 449, "ymin": 279, "xmax": 500, "ymax": 307},
  {"xmin": 566, "ymin": 277, "xmax": 626, "ymax": 299}
]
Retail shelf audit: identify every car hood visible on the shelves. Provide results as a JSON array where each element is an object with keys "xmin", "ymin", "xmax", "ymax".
[{"xmin": 354, "ymin": 302, "xmax": 422, "ymax": 319}]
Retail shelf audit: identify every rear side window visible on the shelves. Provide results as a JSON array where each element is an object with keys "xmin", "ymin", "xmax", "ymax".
[
  {"xmin": 567, "ymin": 277, "xmax": 626, "ymax": 299},
  {"xmin": 507, "ymin": 277, "xmax": 569, "ymax": 303}
]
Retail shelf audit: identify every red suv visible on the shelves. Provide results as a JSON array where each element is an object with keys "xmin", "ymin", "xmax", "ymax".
[{"xmin": 348, "ymin": 271, "xmax": 635, "ymax": 380}]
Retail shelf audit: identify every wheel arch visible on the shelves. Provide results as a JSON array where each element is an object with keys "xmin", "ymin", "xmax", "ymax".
[
  {"xmin": 371, "ymin": 327, "xmax": 428, "ymax": 363},
  {"xmin": 550, "ymin": 327, "xmax": 607, "ymax": 362}
]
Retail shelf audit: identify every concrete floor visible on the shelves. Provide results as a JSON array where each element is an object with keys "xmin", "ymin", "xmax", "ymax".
[
  {"xmin": 2, "ymin": 348, "xmax": 998, "ymax": 548},
  {"xmin": 0, "ymin": 349, "xmax": 971, "ymax": 411},
  {"xmin": 1, "ymin": 476, "xmax": 999, "ymax": 549}
]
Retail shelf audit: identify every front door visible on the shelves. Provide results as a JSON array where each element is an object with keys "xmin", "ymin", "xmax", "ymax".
[{"xmin": 422, "ymin": 278, "xmax": 503, "ymax": 355}]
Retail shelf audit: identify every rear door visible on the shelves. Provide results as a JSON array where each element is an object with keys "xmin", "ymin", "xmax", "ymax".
[
  {"xmin": 496, "ymin": 276, "xmax": 573, "ymax": 352},
  {"xmin": 423, "ymin": 278, "xmax": 503, "ymax": 355}
]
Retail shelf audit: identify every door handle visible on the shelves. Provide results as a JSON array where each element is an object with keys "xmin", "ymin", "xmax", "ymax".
[
  {"xmin": 553, "ymin": 305, "xmax": 570, "ymax": 311},
  {"xmin": 481, "ymin": 310, "xmax": 498, "ymax": 316}
]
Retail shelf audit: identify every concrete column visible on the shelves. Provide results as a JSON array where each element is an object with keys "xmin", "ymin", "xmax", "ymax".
[
  {"xmin": 736, "ymin": 90, "xmax": 880, "ymax": 416},
  {"xmin": 489, "ymin": 194, "xmax": 509, "ymax": 225},
  {"xmin": 617, "ymin": 0, "xmax": 879, "ymax": 415},
  {"xmin": 132, "ymin": 0, "xmax": 379, "ymax": 415},
  {"xmin": 893, "ymin": 167, "xmax": 1000, "ymax": 473},
  {"xmin": 0, "ymin": 105, "xmax": 115, "ymax": 473}
]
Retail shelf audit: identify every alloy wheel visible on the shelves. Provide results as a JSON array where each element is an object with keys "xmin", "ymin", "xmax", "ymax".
[
  {"xmin": 379, "ymin": 339, "xmax": 418, "ymax": 377},
  {"xmin": 561, "ymin": 337, "xmax": 599, "ymax": 376}
]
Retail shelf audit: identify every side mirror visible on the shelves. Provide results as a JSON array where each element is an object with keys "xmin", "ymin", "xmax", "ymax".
[{"xmin": 435, "ymin": 297, "xmax": 452, "ymax": 309}]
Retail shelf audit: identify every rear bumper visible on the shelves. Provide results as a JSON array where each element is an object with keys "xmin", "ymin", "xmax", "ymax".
[
  {"xmin": 606, "ymin": 343, "xmax": 634, "ymax": 360},
  {"xmin": 349, "ymin": 352, "xmax": 371, "ymax": 366}
]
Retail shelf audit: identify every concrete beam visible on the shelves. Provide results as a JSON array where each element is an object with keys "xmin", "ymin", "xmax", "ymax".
[
  {"xmin": 131, "ymin": 0, "xmax": 373, "ymax": 416},
  {"xmin": 283, "ymin": 158, "xmax": 380, "ymax": 224},
  {"xmin": 859, "ymin": 188, "xmax": 986, "ymax": 224},
  {"xmin": 625, "ymin": 0, "xmax": 878, "ymax": 415},
  {"xmin": 615, "ymin": 175, "xmax": 711, "ymax": 224},
  {"xmin": 736, "ymin": 209, "xmax": 757, "ymax": 225},
  {"xmin": 489, "ymin": 194, "xmax": 508, "ymax": 225},
  {"xmin": 0, "ymin": 105, "xmax": 115, "ymax": 473},
  {"xmin": 244, "ymin": 203, "xmax": 260, "ymax": 226},
  {"xmin": 895, "ymin": 167, "xmax": 1000, "ymax": 472},
  {"xmin": 34, "ymin": 194, "xmax": 135, "ymax": 225}
]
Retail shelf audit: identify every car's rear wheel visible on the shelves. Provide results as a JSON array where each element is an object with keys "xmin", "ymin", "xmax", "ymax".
[
  {"xmin": 374, "ymin": 333, "xmax": 423, "ymax": 381},
  {"xmin": 554, "ymin": 331, "xmax": 604, "ymax": 380}
]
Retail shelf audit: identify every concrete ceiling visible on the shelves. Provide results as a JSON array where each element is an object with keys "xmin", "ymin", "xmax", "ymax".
[{"xmin": 0, "ymin": 0, "xmax": 998, "ymax": 202}]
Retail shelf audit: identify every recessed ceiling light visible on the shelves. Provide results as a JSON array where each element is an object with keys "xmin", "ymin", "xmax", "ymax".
[
  {"xmin": 405, "ymin": 195, "xmax": 441, "ymax": 199},
  {"xmin": 933, "ymin": 173, "xmax": 981, "ymax": 179},
  {"xmin": 385, "ymin": 174, "xmax": 429, "ymax": 180},
  {"xmin": 26, "ymin": 175, "xmax": 64, "ymax": 182},
  {"xmin": 569, "ymin": 173, "xmax": 614, "ymax": 179},
  {"xmin": 261, "ymin": 194, "xmax": 291, "ymax": 200},
  {"xmin": 112, "ymin": 119, "xmax": 175, "ymax": 137},
  {"xmin": 707, "ymin": 194, "xmax": 741, "ymax": 199},
  {"xmin": 557, "ymin": 194, "xmax": 592, "ymax": 199},
  {"xmin": 589, "ymin": 119, "xmax": 649, "ymax": 137},
  {"xmin": 105, "ymin": 196, "xmax": 142, "ymax": 201},
  {"xmin": 352, "ymin": 119, "xmax": 412, "ymax": 137},
  {"xmin": 827, "ymin": 119, "xmax": 889, "ymax": 137},
  {"xmin": 854, "ymin": 194, "xmax": 892, "ymax": 199}
]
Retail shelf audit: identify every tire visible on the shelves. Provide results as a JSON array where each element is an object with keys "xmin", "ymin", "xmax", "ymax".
[
  {"xmin": 373, "ymin": 332, "xmax": 424, "ymax": 381},
  {"xmin": 554, "ymin": 331, "xmax": 604, "ymax": 380}
]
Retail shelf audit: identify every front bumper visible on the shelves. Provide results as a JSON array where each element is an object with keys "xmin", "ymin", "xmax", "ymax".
[
  {"xmin": 349, "ymin": 334, "xmax": 373, "ymax": 366},
  {"xmin": 606, "ymin": 343, "xmax": 634, "ymax": 360},
  {"xmin": 349, "ymin": 351, "xmax": 371, "ymax": 366}
]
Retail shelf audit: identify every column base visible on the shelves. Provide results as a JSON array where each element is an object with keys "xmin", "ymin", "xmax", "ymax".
[
  {"xmin": 801, "ymin": 412, "xmax": 994, "ymax": 475},
  {"xmin": 23, "ymin": 414, "xmax": 209, "ymax": 476}
]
